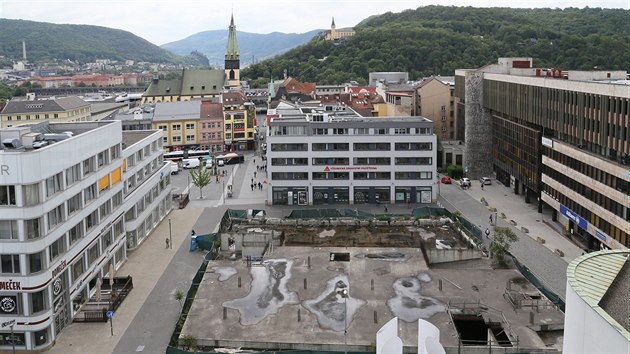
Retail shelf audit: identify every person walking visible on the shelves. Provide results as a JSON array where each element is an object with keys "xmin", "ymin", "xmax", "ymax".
[
  {"xmin": 165, "ymin": 238, "xmax": 170, "ymax": 249},
  {"xmin": 251, "ymin": 183, "xmax": 254, "ymax": 191},
  {"xmin": 481, "ymin": 182, "xmax": 484, "ymax": 190},
  {"xmin": 254, "ymin": 171, "xmax": 257, "ymax": 178},
  {"xmin": 384, "ymin": 205, "xmax": 388, "ymax": 213},
  {"xmin": 489, "ymin": 214, "xmax": 493, "ymax": 225}
]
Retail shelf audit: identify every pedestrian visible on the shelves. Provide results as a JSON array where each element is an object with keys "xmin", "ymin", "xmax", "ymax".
[
  {"xmin": 251, "ymin": 183, "xmax": 254, "ymax": 191},
  {"xmin": 191, "ymin": 230, "xmax": 196, "ymax": 237},
  {"xmin": 251, "ymin": 177, "xmax": 254, "ymax": 184},
  {"xmin": 489, "ymin": 214, "xmax": 493, "ymax": 224},
  {"xmin": 253, "ymin": 158, "xmax": 256, "ymax": 164},
  {"xmin": 216, "ymin": 175, "xmax": 219, "ymax": 183},
  {"xmin": 165, "ymin": 238, "xmax": 169, "ymax": 249},
  {"xmin": 384, "ymin": 205, "xmax": 388, "ymax": 213},
  {"xmin": 258, "ymin": 182, "xmax": 262, "ymax": 190},
  {"xmin": 254, "ymin": 171, "xmax": 257, "ymax": 178},
  {"xmin": 485, "ymin": 228, "xmax": 490, "ymax": 238},
  {"xmin": 481, "ymin": 182, "xmax": 484, "ymax": 190}
]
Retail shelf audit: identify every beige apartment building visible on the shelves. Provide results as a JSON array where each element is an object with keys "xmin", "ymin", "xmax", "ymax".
[{"xmin": 0, "ymin": 96, "xmax": 92, "ymax": 128}]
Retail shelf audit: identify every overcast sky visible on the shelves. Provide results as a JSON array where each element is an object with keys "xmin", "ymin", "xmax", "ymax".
[{"xmin": 2, "ymin": 0, "xmax": 628, "ymax": 45}]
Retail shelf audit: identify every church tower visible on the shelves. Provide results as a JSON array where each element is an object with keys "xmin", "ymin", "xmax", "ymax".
[
  {"xmin": 225, "ymin": 14, "xmax": 241, "ymax": 89},
  {"xmin": 329, "ymin": 17, "xmax": 337, "ymax": 40}
]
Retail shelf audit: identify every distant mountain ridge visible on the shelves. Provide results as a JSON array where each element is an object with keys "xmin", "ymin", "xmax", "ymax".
[
  {"xmin": 160, "ymin": 29, "xmax": 322, "ymax": 67},
  {"xmin": 0, "ymin": 18, "xmax": 180, "ymax": 63}
]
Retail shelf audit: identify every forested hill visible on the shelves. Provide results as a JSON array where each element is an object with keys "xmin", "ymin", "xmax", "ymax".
[
  {"xmin": 0, "ymin": 19, "xmax": 180, "ymax": 63},
  {"xmin": 242, "ymin": 6, "xmax": 630, "ymax": 85}
]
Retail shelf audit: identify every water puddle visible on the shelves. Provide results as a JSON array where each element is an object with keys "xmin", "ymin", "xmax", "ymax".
[
  {"xmin": 387, "ymin": 273, "xmax": 445, "ymax": 322},
  {"xmin": 302, "ymin": 275, "xmax": 366, "ymax": 331},
  {"xmin": 210, "ymin": 266, "xmax": 238, "ymax": 281},
  {"xmin": 223, "ymin": 259, "xmax": 299, "ymax": 325}
]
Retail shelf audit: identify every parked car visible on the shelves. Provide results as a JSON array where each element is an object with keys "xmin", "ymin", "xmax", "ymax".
[
  {"xmin": 460, "ymin": 177, "xmax": 471, "ymax": 188},
  {"xmin": 182, "ymin": 158, "xmax": 200, "ymax": 169},
  {"xmin": 480, "ymin": 177, "xmax": 492, "ymax": 185},
  {"xmin": 440, "ymin": 176, "xmax": 452, "ymax": 184},
  {"xmin": 217, "ymin": 159, "xmax": 225, "ymax": 167}
]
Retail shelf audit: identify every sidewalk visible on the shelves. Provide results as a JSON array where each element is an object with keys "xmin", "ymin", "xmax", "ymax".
[{"xmin": 47, "ymin": 208, "xmax": 203, "ymax": 354}]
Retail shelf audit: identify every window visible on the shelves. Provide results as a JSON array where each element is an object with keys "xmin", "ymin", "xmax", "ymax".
[
  {"xmin": 441, "ymin": 116, "xmax": 446, "ymax": 121},
  {"xmin": 72, "ymin": 258, "xmax": 84, "ymax": 283},
  {"xmin": 68, "ymin": 221, "xmax": 84, "ymax": 245},
  {"xmin": 31, "ymin": 290, "xmax": 47, "ymax": 313},
  {"xmin": 0, "ymin": 220, "xmax": 18, "ymax": 240},
  {"xmin": 45, "ymin": 173, "xmax": 63, "ymax": 197},
  {"xmin": 270, "ymin": 143, "xmax": 308, "ymax": 151},
  {"xmin": 375, "ymin": 128, "xmax": 388, "ymax": 135},
  {"xmin": 99, "ymin": 200, "xmax": 112, "ymax": 219},
  {"xmin": 395, "ymin": 171, "xmax": 433, "ymax": 180},
  {"xmin": 313, "ymin": 128, "xmax": 328, "ymax": 135},
  {"xmin": 353, "ymin": 172, "xmax": 391, "ymax": 180},
  {"xmin": 312, "ymin": 172, "xmax": 349, "ymax": 180},
  {"xmin": 186, "ymin": 123, "xmax": 195, "ymax": 130},
  {"xmin": 84, "ymin": 184, "xmax": 97, "ymax": 204},
  {"xmin": 270, "ymin": 172, "xmax": 308, "ymax": 180},
  {"xmin": 97, "ymin": 150, "xmax": 109, "ymax": 167},
  {"xmin": 394, "ymin": 142, "xmax": 432, "ymax": 151},
  {"xmin": 394, "ymin": 128, "xmax": 410, "ymax": 135},
  {"xmin": 395, "ymin": 157, "xmax": 432, "ymax": 165},
  {"xmin": 102, "ymin": 228, "xmax": 113, "ymax": 249},
  {"xmin": 0, "ymin": 185, "xmax": 17, "ymax": 205},
  {"xmin": 0, "ymin": 255, "xmax": 20, "ymax": 274},
  {"xmin": 26, "ymin": 218, "xmax": 42, "ymax": 239},
  {"xmin": 21, "ymin": 183, "xmax": 39, "ymax": 206},
  {"xmin": 353, "ymin": 157, "xmax": 391, "ymax": 165},
  {"xmin": 353, "ymin": 143, "xmax": 390, "ymax": 151},
  {"xmin": 312, "ymin": 158, "xmax": 349, "ymax": 165},
  {"xmin": 65, "ymin": 164, "xmax": 81, "ymax": 186},
  {"xmin": 162, "ymin": 137, "xmax": 168, "ymax": 143},
  {"xmin": 110, "ymin": 145, "xmax": 121, "ymax": 160},
  {"xmin": 112, "ymin": 191, "xmax": 123, "ymax": 209},
  {"xmin": 159, "ymin": 125, "xmax": 167, "ymax": 131},
  {"xmin": 85, "ymin": 210, "xmax": 98, "ymax": 231},
  {"xmin": 49, "ymin": 236, "xmax": 66, "ymax": 262},
  {"xmin": 333, "ymin": 128, "xmax": 347, "ymax": 135},
  {"xmin": 186, "ymin": 135, "xmax": 195, "ymax": 142},
  {"xmin": 172, "ymin": 136, "xmax": 181, "ymax": 142},
  {"xmin": 312, "ymin": 143, "xmax": 349, "ymax": 151},
  {"xmin": 172, "ymin": 124, "xmax": 181, "ymax": 131},
  {"xmin": 355, "ymin": 128, "xmax": 369, "ymax": 135},
  {"xmin": 47, "ymin": 204, "xmax": 65, "ymax": 229},
  {"xmin": 29, "ymin": 251, "xmax": 44, "ymax": 274},
  {"xmin": 67, "ymin": 192, "xmax": 82, "ymax": 216},
  {"xmin": 83, "ymin": 157, "xmax": 95, "ymax": 176},
  {"xmin": 441, "ymin": 105, "xmax": 446, "ymax": 111},
  {"xmin": 88, "ymin": 243, "xmax": 100, "ymax": 266}
]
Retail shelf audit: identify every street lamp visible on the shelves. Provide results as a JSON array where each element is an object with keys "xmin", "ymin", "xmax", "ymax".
[
  {"xmin": 168, "ymin": 218, "xmax": 173, "ymax": 249},
  {"xmin": 337, "ymin": 289, "xmax": 348, "ymax": 354}
]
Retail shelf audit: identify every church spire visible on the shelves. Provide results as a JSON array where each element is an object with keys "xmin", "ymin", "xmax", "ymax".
[
  {"xmin": 226, "ymin": 13, "xmax": 239, "ymax": 61},
  {"xmin": 331, "ymin": 17, "xmax": 336, "ymax": 28}
]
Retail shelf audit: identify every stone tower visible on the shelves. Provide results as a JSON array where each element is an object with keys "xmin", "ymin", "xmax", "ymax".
[
  {"xmin": 225, "ymin": 14, "xmax": 240, "ymax": 89},
  {"xmin": 330, "ymin": 17, "xmax": 337, "ymax": 40}
]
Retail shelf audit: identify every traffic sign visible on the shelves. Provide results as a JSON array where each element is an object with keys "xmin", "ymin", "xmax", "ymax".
[{"xmin": 106, "ymin": 311, "xmax": 114, "ymax": 319}]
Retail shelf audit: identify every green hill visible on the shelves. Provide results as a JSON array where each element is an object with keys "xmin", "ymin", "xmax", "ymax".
[
  {"xmin": 0, "ymin": 18, "xmax": 180, "ymax": 63},
  {"xmin": 242, "ymin": 6, "xmax": 630, "ymax": 85}
]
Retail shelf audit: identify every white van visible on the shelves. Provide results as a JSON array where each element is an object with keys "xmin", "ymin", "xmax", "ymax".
[
  {"xmin": 205, "ymin": 159, "xmax": 214, "ymax": 168},
  {"xmin": 182, "ymin": 158, "xmax": 200, "ymax": 169},
  {"xmin": 217, "ymin": 159, "xmax": 225, "ymax": 167},
  {"xmin": 169, "ymin": 161, "xmax": 180, "ymax": 175}
]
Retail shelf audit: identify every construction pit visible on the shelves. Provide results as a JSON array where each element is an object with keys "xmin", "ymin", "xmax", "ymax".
[{"xmin": 179, "ymin": 217, "xmax": 565, "ymax": 353}]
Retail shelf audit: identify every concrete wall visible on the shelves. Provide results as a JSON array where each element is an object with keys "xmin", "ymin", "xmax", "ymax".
[
  {"xmin": 425, "ymin": 248, "xmax": 483, "ymax": 264},
  {"xmin": 463, "ymin": 71, "xmax": 493, "ymax": 179}
]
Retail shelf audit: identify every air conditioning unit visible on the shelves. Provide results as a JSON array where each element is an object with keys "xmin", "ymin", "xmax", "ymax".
[
  {"xmin": 21, "ymin": 133, "xmax": 43, "ymax": 149},
  {"xmin": 2, "ymin": 138, "xmax": 22, "ymax": 149}
]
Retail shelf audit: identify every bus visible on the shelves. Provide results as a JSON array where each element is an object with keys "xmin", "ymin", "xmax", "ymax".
[{"xmin": 164, "ymin": 150, "xmax": 211, "ymax": 162}]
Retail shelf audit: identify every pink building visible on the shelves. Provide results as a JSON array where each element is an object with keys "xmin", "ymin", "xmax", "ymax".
[{"xmin": 199, "ymin": 101, "xmax": 224, "ymax": 152}]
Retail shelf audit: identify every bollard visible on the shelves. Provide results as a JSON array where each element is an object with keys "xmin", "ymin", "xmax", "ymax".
[
  {"xmin": 371, "ymin": 279, "xmax": 374, "ymax": 291},
  {"xmin": 529, "ymin": 311, "xmax": 534, "ymax": 325},
  {"xmin": 238, "ymin": 276, "xmax": 241, "ymax": 288},
  {"xmin": 298, "ymin": 308, "xmax": 301, "ymax": 322},
  {"xmin": 374, "ymin": 310, "xmax": 378, "ymax": 323},
  {"xmin": 439, "ymin": 279, "xmax": 443, "ymax": 291},
  {"xmin": 308, "ymin": 256, "xmax": 311, "ymax": 268},
  {"xmin": 223, "ymin": 307, "xmax": 227, "ymax": 320},
  {"xmin": 304, "ymin": 278, "xmax": 307, "ymax": 289}
]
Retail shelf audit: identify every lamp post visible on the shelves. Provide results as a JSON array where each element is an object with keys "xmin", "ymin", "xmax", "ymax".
[
  {"xmin": 337, "ymin": 289, "xmax": 348, "ymax": 354},
  {"xmin": 168, "ymin": 218, "xmax": 173, "ymax": 249}
]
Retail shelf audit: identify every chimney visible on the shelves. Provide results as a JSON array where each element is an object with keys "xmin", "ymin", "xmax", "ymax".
[{"xmin": 22, "ymin": 40, "xmax": 27, "ymax": 61}]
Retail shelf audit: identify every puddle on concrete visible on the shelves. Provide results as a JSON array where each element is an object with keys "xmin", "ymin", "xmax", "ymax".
[
  {"xmin": 223, "ymin": 259, "xmax": 299, "ymax": 325},
  {"xmin": 414, "ymin": 227, "xmax": 437, "ymax": 241},
  {"xmin": 302, "ymin": 275, "xmax": 366, "ymax": 332},
  {"xmin": 318, "ymin": 229, "xmax": 336, "ymax": 238},
  {"xmin": 210, "ymin": 266, "xmax": 238, "ymax": 281},
  {"xmin": 359, "ymin": 252, "xmax": 409, "ymax": 262},
  {"xmin": 387, "ymin": 273, "xmax": 445, "ymax": 322}
]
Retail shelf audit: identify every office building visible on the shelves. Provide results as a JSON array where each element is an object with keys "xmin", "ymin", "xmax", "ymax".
[
  {"xmin": 266, "ymin": 103, "xmax": 437, "ymax": 205},
  {"xmin": 0, "ymin": 120, "xmax": 171, "ymax": 351},
  {"xmin": 455, "ymin": 57, "xmax": 629, "ymax": 249}
]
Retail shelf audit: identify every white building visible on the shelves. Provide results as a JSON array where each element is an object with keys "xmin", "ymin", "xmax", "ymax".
[
  {"xmin": 0, "ymin": 120, "xmax": 171, "ymax": 351},
  {"xmin": 266, "ymin": 104, "xmax": 437, "ymax": 205},
  {"xmin": 563, "ymin": 250, "xmax": 630, "ymax": 353}
]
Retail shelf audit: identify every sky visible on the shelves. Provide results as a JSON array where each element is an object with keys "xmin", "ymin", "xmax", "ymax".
[{"xmin": 1, "ymin": 0, "xmax": 628, "ymax": 46}]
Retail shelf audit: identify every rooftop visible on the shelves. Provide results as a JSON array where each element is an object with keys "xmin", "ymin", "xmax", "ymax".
[
  {"xmin": 0, "ymin": 121, "xmax": 115, "ymax": 152},
  {"xmin": 122, "ymin": 130, "xmax": 158, "ymax": 148},
  {"xmin": 567, "ymin": 249, "xmax": 630, "ymax": 338},
  {"xmin": 1, "ymin": 96, "xmax": 90, "ymax": 114}
]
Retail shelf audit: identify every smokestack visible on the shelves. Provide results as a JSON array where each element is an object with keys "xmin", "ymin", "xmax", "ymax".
[{"xmin": 22, "ymin": 40, "xmax": 26, "ymax": 61}]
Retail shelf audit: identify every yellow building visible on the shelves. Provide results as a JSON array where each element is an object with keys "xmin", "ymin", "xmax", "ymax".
[
  {"xmin": 151, "ymin": 101, "xmax": 201, "ymax": 149},
  {"xmin": 324, "ymin": 17, "xmax": 355, "ymax": 41},
  {"xmin": 415, "ymin": 77, "xmax": 456, "ymax": 140},
  {"xmin": 222, "ymin": 92, "xmax": 255, "ymax": 151},
  {"xmin": 0, "ymin": 96, "xmax": 91, "ymax": 128}
]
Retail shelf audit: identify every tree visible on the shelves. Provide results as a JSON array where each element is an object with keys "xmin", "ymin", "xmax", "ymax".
[
  {"xmin": 189, "ymin": 165, "xmax": 212, "ymax": 199},
  {"xmin": 174, "ymin": 289, "xmax": 185, "ymax": 308},
  {"xmin": 489, "ymin": 226, "xmax": 518, "ymax": 266},
  {"xmin": 446, "ymin": 165, "xmax": 463, "ymax": 179},
  {"xmin": 180, "ymin": 334, "xmax": 197, "ymax": 351}
]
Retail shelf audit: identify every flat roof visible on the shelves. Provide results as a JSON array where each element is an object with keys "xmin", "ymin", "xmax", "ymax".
[{"xmin": 122, "ymin": 130, "xmax": 157, "ymax": 148}]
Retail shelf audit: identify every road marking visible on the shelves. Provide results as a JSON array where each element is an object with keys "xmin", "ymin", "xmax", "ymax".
[{"xmin": 135, "ymin": 345, "xmax": 145, "ymax": 352}]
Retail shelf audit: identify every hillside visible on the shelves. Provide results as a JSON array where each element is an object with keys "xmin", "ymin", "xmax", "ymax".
[
  {"xmin": 161, "ymin": 29, "xmax": 322, "ymax": 67},
  {"xmin": 242, "ymin": 6, "xmax": 630, "ymax": 85},
  {"xmin": 0, "ymin": 19, "xmax": 180, "ymax": 63}
]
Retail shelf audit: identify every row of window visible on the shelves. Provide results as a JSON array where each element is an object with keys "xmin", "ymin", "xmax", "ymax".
[
  {"xmin": 270, "ymin": 157, "xmax": 433, "ymax": 166},
  {"xmin": 125, "ymin": 139, "xmax": 161, "ymax": 170},
  {"xmin": 124, "ymin": 156, "xmax": 163, "ymax": 197},
  {"xmin": 125, "ymin": 174, "xmax": 171, "ymax": 222},
  {"xmin": 4, "ymin": 113, "xmax": 60, "ymax": 121},
  {"xmin": 270, "ymin": 142, "xmax": 433, "ymax": 152},
  {"xmin": 272, "ymin": 126, "xmax": 432, "ymax": 136},
  {"xmin": 158, "ymin": 123, "xmax": 196, "ymax": 131},
  {"xmin": 163, "ymin": 135, "xmax": 196, "ymax": 143},
  {"xmin": 271, "ymin": 171, "xmax": 433, "ymax": 180}
]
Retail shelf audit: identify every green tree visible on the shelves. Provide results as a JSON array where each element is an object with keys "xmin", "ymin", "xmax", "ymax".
[
  {"xmin": 174, "ymin": 289, "xmax": 185, "ymax": 308},
  {"xmin": 489, "ymin": 226, "xmax": 518, "ymax": 266},
  {"xmin": 189, "ymin": 165, "xmax": 212, "ymax": 199},
  {"xmin": 446, "ymin": 165, "xmax": 463, "ymax": 179}
]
